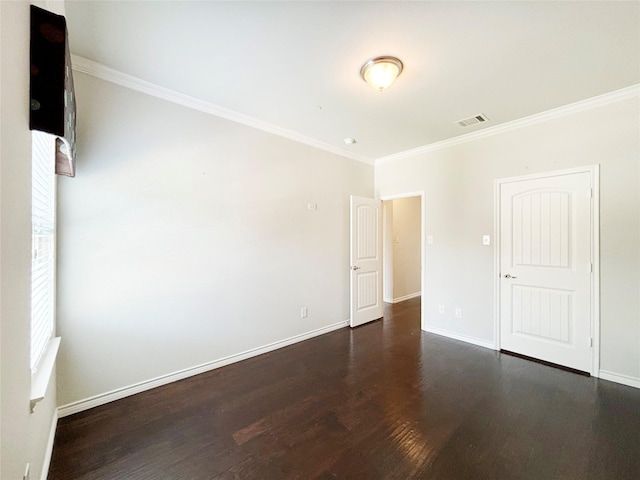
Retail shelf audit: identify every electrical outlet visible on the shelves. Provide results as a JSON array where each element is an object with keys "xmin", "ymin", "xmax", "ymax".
[
  {"xmin": 300, "ymin": 307, "xmax": 308, "ymax": 318},
  {"xmin": 307, "ymin": 203, "xmax": 317, "ymax": 210},
  {"xmin": 438, "ymin": 305, "xmax": 445, "ymax": 314},
  {"xmin": 455, "ymin": 308, "xmax": 462, "ymax": 318}
]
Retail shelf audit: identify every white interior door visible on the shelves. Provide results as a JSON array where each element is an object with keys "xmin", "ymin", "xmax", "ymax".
[
  {"xmin": 500, "ymin": 171, "xmax": 594, "ymax": 372},
  {"xmin": 350, "ymin": 195, "xmax": 383, "ymax": 328}
]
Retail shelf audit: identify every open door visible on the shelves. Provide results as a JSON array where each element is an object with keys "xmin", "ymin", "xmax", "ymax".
[{"xmin": 350, "ymin": 195, "xmax": 383, "ymax": 327}]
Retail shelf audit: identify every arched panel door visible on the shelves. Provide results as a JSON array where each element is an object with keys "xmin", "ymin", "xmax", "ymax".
[
  {"xmin": 500, "ymin": 171, "xmax": 594, "ymax": 372},
  {"xmin": 350, "ymin": 196, "xmax": 383, "ymax": 328}
]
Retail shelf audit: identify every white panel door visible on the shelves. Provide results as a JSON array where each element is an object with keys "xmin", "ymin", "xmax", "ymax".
[
  {"xmin": 500, "ymin": 172, "xmax": 593, "ymax": 372},
  {"xmin": 350, "ymin": 195, "xmax": 383, "ymax": 328}
]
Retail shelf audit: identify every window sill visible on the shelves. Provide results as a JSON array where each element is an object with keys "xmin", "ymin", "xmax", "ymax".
[{"xmin": 30, "ymin": 337, "xmax": 61, "ymax": 413}]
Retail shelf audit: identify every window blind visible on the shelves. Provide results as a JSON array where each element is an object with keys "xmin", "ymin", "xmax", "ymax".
[{"xmin": 31, "ymin": 131, "xmax": 56, "ymax": 370}]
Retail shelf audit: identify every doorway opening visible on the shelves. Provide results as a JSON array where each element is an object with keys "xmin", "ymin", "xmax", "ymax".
[{"xmin": 381, "ymin": 193, "xmax": 424, "ymax": 315}]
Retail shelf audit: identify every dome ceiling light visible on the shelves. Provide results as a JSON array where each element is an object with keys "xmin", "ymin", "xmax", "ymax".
[{"xmin": 360, "ymin": 56, "xmax": 403, "ymax": 92}]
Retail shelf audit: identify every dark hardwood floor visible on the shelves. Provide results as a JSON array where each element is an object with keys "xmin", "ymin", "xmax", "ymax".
[{"xmin": 49, "ymin": 298, "xmax": 640, "ymax": 479}]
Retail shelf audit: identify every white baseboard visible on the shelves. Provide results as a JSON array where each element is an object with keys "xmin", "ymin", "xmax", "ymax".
[
  {"xmin": 40, "ymin": 409, "xmax": 58, "ymax": 480},
  {"xmin": 422, "ymin": 325, "xmax": 496, "ymax": 350},
  {"xmin": 58, "ymin": 320, "xmax": 349, "ymax": 417},
  {"xmin": 598, "ymin": 370, "xmax": 640, "ymax": 389},
  {"xmin": 390, "ymin": 292, "xmax": 421, "ymax": 304}
]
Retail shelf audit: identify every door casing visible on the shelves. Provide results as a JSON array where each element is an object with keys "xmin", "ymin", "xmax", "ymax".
[{"xmin": 494, "ymin": 165, "xmax": 600, "ymax": 376}]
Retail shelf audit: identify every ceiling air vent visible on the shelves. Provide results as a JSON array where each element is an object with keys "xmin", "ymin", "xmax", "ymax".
[{"xmin": 455, "ymin": 113, "xmax": 490, "ymax": 128}]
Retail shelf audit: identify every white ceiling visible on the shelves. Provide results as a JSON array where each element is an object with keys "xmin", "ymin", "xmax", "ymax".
[{"xmin": 65, "ymin": 1, "xmax": 640, "ymax": 162}]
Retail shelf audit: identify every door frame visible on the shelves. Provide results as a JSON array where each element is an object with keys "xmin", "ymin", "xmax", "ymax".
[
  {"xmin": 493, "ymin": 165, "xmax": 600, "ymax": 376},
  {"xmin": 379, "ymin": 191, "xmax": 425, "ymax": 330}
]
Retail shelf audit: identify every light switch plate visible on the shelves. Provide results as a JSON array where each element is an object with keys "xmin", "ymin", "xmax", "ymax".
[
  {"xmin": 427, "ymin": 235, "xmax": 434, "ymax": 245},
  {"xmin": 483, "ymin": 235, "xmax": 491, "ymax": 245}
]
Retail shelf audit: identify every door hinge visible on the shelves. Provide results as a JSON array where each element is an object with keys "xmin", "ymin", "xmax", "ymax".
[
  {"xmin": 590, "ymin": 338, "xmax": 593, "ymax": 347},
  {"xmin": 590, "ymin": 188, "xmax": 593, "ymax": 199}
]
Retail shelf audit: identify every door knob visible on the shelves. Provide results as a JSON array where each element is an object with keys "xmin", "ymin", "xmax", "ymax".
[
  {"xmin": 504, "ymin": 274, "xmax": 518, "ymax": 279},
  {"xmin": 352, "ymin": 266, "xmax": 361, "ymax": 271}
]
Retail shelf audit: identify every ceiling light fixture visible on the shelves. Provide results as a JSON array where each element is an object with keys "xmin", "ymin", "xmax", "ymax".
[{"xmin": 360, "ymin": 56, "xmax": 403, "ymax": 92}]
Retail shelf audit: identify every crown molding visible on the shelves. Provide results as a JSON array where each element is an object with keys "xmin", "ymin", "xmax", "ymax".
[
  {"xmin": 376, "ymin": 84, "xmax": 640, "ymax": 165},
  {"xmin": 70, "ymin": 54, "xmax": 638, "ymax": 167},
  {"xmin": 70, "ymin": 55, "xmax": 374, "ymax": 165}
]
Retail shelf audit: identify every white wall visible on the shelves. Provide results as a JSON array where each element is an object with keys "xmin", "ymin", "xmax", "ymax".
[
  {"xmin": 390, "ymin": 197, "xmax": 421, "ymax": 300},
  {"xmin": 0, "ymin": 1, "xmax": 58, "ymax": 479},
  {"xmin": 376, "ymin": 95, "xmax": 640, "ymax": 381},
  {"xmin": 56, "ymin": 73, "xmax": 373, "ymax": 407}
]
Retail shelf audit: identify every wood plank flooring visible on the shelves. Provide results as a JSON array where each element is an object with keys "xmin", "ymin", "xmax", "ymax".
[{"xmin": 48, "ymin": 298, "xmax": 640, "ymax": 479}]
